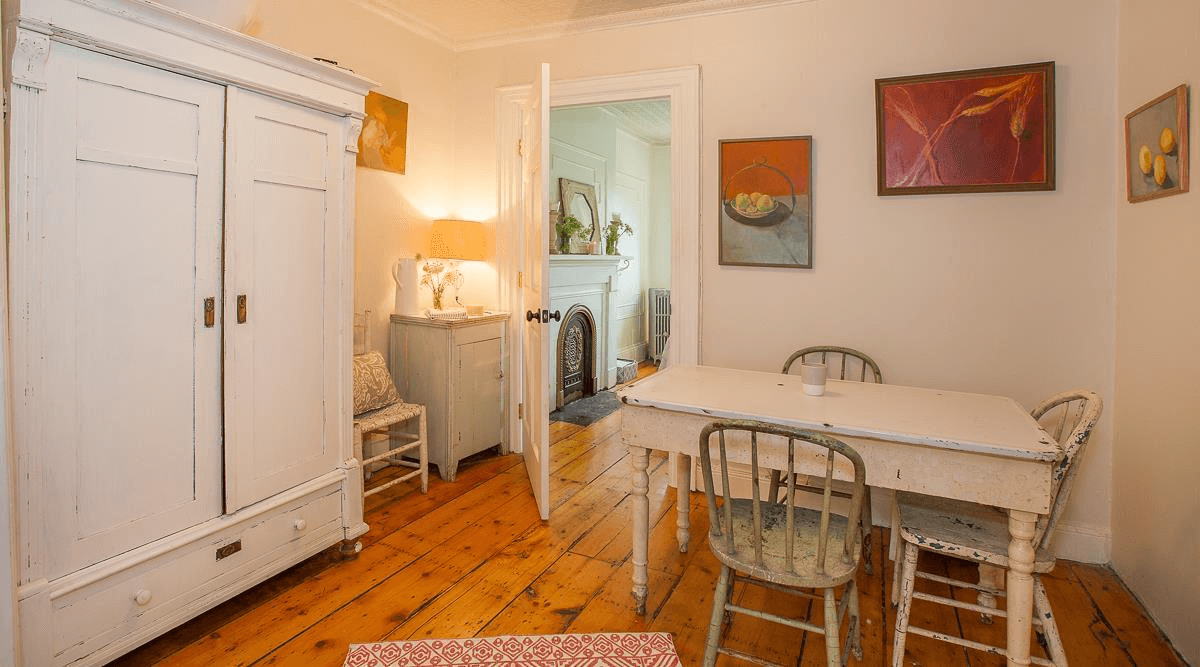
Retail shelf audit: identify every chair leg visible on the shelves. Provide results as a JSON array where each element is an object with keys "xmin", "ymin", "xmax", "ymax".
[
  {"xmin": 888, "ymin": 495, "xmax": 901, "ymax": 563},
  {"xmin": 890, "ymin": 537, "xmax": 904, "ymax": 606},
  {"xmin": 861, "ymin": 487, "xmax": 874, "ymax": 575},
  {"xmin": 702, "ymin": 564, "xmax": 732, "ymax": 667},
  {"xmin": 846, "ymin": 578, "xmax": 863, "ymax": 661},
  {"xmin": 417, "ymin": 408, "xmax": 429, "ymax": 493},
  {"xmin": 1033, "ymin": 575, "xmax": 1068, "ymax": 667},
  {"xmin": 891, "ymin": 542, "xmax": 920, "ymax": 667},
  {"xmin": 823, "ymin": 587, "xmax": 841, "ymax": 667}
]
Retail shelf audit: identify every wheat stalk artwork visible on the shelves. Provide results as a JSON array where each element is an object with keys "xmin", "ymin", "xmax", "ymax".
[{"xmin": 875, "ymin": 62, "xmax": 1055, "ymax": 196}]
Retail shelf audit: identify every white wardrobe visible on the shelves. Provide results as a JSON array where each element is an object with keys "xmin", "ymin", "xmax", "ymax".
[{"xmin": 5, "ymin": 1, "xmax": 374, "ymax": 664}]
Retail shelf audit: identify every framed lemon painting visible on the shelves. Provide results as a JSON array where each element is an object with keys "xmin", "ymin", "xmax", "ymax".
[
  {"xmin": 719, "ymin": 136, "xmax": 812, "ymax": 268},
  {"xmin": 1125, "ymin": 84, "xmax": 1189, "ymax": 203}
]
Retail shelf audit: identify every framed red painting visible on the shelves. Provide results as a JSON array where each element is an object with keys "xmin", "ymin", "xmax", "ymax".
[{"xmin": 875, "ymin": 61, "xmax": 1055, "ymax": 196}]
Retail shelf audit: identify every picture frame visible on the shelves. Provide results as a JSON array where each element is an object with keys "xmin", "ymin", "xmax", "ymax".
[
  {"xmin": 358, "ymin": 91, "xmax": 409, "ymax": 174},
  {"xmin": 875, "ymin": 61, "xmax": 1055, "ymax": 196},
  {"xmin": 718, "ymin": 135, "xmax": 812, "ymax": 268},
  {"xmin": 558, "ymin": 178, "xmax": 600, "ymax": 252},
  {"xmin": 1124, "ymin": 84, "xmax": 1189, "ymax": 203}
]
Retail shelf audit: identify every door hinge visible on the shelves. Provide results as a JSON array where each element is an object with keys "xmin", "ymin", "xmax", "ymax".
[
  {"xmin": 517, "ymin": 138, "xmax": 524, "ymax": 157},
  {"xmin": 518, "ymin": 271, "xmax": 524, "ymax": 288},
  {"xmin": 518, "ymin": 402, "xmax": 524, "ymax": 419}
]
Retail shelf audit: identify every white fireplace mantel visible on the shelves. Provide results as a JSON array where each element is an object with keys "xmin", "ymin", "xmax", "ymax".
[{"xmin": 548, "ymin": 254, "xmax": 626, "ymax": 400}]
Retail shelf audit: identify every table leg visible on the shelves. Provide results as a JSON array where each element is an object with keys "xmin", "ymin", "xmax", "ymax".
[
  {"xmin": 631, "ymin": 444, "xmax": 650, "ymax": 615},
  {"xmin": 675, "ymin": 453, "xmax": 691, "ymax": 552},
  {"xmin": 977, "ymin": 563, "xmax": 1004, "ymax": 624},
  {"xmin": 1006, "ymin": 510, "xmax": 1038, "ymax": 667}
]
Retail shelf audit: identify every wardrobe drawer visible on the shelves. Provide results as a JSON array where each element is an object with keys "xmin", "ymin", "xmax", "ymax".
[{"xmin": 50, "ymin": 487, "xmax": 342, "ymax": 662}]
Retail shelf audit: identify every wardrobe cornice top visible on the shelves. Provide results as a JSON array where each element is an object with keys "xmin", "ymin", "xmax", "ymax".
[{"xmin": 9, "ymin": 0, "xmax": 378, "ymax": 116}]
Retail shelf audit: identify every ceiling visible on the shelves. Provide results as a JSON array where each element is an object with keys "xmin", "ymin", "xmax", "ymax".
[{"xmin": 349, "ymin": 0, "xmax": 809, "ymax": 51}]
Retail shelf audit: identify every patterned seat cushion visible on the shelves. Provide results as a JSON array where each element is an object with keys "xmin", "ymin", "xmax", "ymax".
[{"xmin": 352, "ymin": 351, "xmax": 401, "ymax": 415}]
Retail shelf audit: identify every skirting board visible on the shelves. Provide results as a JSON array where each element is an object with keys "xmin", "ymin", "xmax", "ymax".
[{"xmin": 679, "ymin": 456, "xmax": 1110, "ymax": 565}]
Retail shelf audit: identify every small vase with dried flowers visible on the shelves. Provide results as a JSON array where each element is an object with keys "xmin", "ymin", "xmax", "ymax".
[
  {"xmin": 417, "ymin": 254, "xmax": 463, "ymax": 310},
  {"xmin": 604, "ymin": 214, "xmax": 633, "ymax": 255}
]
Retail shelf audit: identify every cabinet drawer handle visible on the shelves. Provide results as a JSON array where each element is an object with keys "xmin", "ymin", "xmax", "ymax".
[
  {"xmin": 293, "ymin": 519, "xmax": 307, "ymax": 532},
  {"xmin": 133, "ymin": 589, "xmax": 153, "ymax": 606}
]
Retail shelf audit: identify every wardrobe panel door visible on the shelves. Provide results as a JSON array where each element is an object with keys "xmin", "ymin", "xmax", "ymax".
[
  {"xmin": 36, "ymin": 44, "xmax": 225, "ymax": 579},
  {"xmin": 224, "ymin": 88, "xmax": 345, "ymax": 510}
]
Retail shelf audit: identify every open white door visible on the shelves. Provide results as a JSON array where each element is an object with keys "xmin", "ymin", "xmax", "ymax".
[{"xmin": 521, "ymin": 63, "xmax": 552, "ymax": 520}]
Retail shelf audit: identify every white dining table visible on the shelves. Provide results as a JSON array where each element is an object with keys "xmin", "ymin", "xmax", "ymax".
[{"xmin": 616, "ymin": 364, "xmax": 1061, "ymax": 667}]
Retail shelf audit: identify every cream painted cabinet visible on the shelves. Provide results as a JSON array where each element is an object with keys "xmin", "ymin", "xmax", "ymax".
[
  {"xmin": 389, "ymin": 314, "xmax": 509, "ymax": 481},
  {"xmin": 5, "ymin": 1, "xmax": 374, "ymax": 665}
]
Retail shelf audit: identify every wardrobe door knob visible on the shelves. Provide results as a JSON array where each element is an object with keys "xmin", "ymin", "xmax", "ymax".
[
  {"xmin": 293, "ymin": 519, "xmax": 307, "ymax": 532},
  {"xmin": 134, "ymin": 589, "xmax": 153, "ymax": 606}
]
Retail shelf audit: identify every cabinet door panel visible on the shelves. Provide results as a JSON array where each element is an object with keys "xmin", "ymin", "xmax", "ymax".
[
  {"xmin": 36, "ymin": 44, "xmax": 225, "ymax": 578},
  {"xmin": 224, "ymin": 88, "xmax": 345, "ymax": 510},
  {"xmin": 457, "ymin": 337, "xmax": 504, "ymax": 455}
]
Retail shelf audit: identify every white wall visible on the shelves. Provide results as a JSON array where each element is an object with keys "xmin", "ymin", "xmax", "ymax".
[
  {"xmin": 452, "ymin": 0, "xmax": 1118, "ymax": 562},
  {"xmin": 246, "ymin": 0, "xmax": 469, "ymax": 355},
  {"xmin": 1113, "ymin": 0, "xmax": 1200, "ymax": 662}
]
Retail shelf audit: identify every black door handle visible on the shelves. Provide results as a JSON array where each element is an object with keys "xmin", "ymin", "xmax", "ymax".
[
  {"xmin": 548, "ymin": 310, "xmax": 561, "ymax": 322},
  {"xmin": 526, "ymin": 310, "xmax": 542, "ymax": 323}
]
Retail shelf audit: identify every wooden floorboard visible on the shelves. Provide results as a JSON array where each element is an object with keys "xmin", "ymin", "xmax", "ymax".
[{"xmin": 114, "ymin": 382, "xmax": 1186, "ymax": 667}]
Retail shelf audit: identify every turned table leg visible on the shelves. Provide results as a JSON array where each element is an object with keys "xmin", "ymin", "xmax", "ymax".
[
  {"xmin": 1006, "ymin": 510, "xmax": 1038, "ymax": 667},
  {"xmin": 631, "ymin": 444, "xmax": 650, "ymax": 614},
  {"xmin": 675, "ymin": 453, "xmax": 691, "ymax": 552}
]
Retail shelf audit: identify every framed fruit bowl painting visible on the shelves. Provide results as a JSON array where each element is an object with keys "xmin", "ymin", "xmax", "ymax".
[
  {"xmin": 719, "ymin": 135, "xmax": 812, "ymax": 268},
  {"xmin": 1125, "ymin": 84, "xmax": 1189, "ymax": 203},
  {"xmin": 875, "ymin": 61, "xmax": 1055, "ymax": 196}
]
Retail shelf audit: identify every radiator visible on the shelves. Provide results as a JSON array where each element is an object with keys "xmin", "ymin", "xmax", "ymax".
[{"xmin": 648, "ymin": 288, "xmax": 671, "ymax": 363}]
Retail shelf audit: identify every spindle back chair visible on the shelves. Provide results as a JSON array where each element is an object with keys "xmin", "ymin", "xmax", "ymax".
[{"xmin": 699, "ymin": 419, "xmax": 867, "ymax": 667}]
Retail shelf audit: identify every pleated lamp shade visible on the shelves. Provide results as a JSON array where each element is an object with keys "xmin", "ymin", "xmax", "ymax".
[{"xmin": 429, "ymin": 219, "xmax": 486, "ymax": 261}]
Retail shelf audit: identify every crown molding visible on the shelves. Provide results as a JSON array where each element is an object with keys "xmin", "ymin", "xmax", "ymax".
[{"xmin": 349, "ymin": 0, "xmax": 815, "ymax": 53}]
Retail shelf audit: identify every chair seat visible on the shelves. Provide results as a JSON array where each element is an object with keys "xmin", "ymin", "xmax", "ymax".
[
  {"xmin": 709, "ymin": 499, "xmax": 862, "ymax": 589},
  {"xmin": 895, "ymin": 491, "xmax": 1056, "ymax": 573},
  {"xmin": 354, "ymin": 401, "xmax": 423, "ymax": 432}
]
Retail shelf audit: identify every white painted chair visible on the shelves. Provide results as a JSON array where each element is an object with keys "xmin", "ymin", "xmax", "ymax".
[
  {"xmin": 771, "ymin": 346, "xmax": 884, "ymax": 574},
  {"xmin": 889, "ymin": 390, "xmax": 1103, "ymax": 667},
  {"xmin": 353, "ymin": 310, "xmax": 428, "ymax": 497},
  {"xmin": 700, "ymin": 419, "xmax": 866, "ymax": 667}
]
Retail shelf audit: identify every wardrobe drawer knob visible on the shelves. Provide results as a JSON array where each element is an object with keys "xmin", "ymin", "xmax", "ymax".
[
  {"xmin": 134, "ymin": 589, "xmax": 153, "ymax": 606},
  {"xmin": 293, "ymin": 519, "xmax": 307, "ymax": 532}
]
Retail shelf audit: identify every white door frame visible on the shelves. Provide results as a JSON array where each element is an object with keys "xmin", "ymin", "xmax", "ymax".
[{"xmin": 496, "ymin": 65, "xmax": 701, "ymax": 455}]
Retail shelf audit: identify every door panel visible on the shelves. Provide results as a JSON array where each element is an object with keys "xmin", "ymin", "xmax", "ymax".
[
  {"xmin": 224, "ymin": 88, "xmax": 344, "ymax": 511},
  {"xmin": 522, "ymin": 63, "xmax": 552, "ymax": 520},
  {"xmin": 39, "ymin": 44, "xmax": 225, "ymax": 578}
]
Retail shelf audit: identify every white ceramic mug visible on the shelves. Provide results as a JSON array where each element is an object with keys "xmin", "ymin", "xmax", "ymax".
[{"xmin": 800, "ymin": 362, "xmax": 827, "ymax": 396}]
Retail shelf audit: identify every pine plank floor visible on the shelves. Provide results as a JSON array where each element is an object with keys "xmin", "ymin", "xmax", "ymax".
[{"xmin": 114, "ymin": 373, "xmax": 1186, "ymax": 666}]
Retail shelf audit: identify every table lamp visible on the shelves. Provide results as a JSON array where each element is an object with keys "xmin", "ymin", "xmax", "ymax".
[{"xmin": 422, "ymin": 219, "xmax": 486, "ymax": 315}]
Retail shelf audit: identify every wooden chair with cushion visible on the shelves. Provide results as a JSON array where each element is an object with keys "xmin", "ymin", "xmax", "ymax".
[
  {"xmin": 353, "ymin": 310, "xmax": 428, "ymax": 497},
  {"xmin": 771, "ymin": 345, "xmax": 883, "ymax": 573},
  {"xmin": 700, "ymin": 419, "xmax": 867, "ymax": 667},
  {"xmin": 890, "ymin": 390, "xmax": 1102, "ymax": 667}
]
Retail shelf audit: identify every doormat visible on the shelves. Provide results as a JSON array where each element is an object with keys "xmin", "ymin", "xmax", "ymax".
[
  {"xmin": 549, "ymin": 390, "xmax": 620, "ymax": 426},
  {"xmin": 344, "ymin": 632, "xmax": 682, "ymax": 666}
]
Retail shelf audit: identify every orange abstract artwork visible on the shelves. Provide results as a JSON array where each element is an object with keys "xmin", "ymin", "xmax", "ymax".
[
  {"xmin": 875, "ymin": 62, "xmax": 1055, "ymax": 195},
  {"xmin": 358, "ymin": 91, "xmax": 408, "ymax": 174}
]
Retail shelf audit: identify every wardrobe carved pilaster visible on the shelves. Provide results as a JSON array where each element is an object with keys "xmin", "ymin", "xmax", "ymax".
[{"xmin": 10, "ymin": 25, "xmax": 51, "ymax": 89}]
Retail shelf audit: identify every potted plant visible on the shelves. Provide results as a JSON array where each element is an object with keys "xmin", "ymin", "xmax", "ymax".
[
  {"xmin": 604, "ymin": 214, "xmax": 633, "ymax": 255},
  {"xmin": 555, "ymin": 214, "xmax": 586, "ymax": 254}
]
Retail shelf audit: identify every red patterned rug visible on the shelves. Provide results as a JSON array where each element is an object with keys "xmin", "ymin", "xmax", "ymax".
[{"xmin": 343, "ymin": 632, "xmax": 682, "ymax": 666}]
